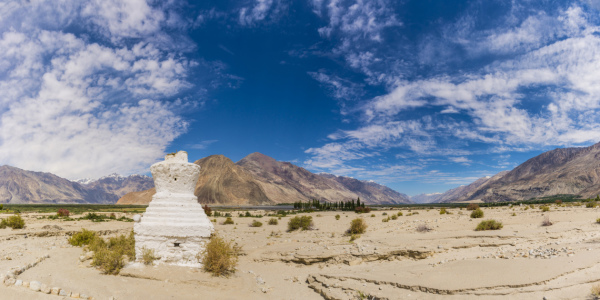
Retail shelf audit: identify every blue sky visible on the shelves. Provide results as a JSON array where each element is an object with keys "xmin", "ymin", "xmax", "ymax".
[{"xmin": 1, "ymin": 0, "xmax": 600, "ymax": 196}]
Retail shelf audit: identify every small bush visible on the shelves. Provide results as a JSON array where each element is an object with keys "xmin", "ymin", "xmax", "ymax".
[
  {"xmin": 475, "ymin": 220, "xmax": 503, "ymax": 231},
  {"xmin": 141, "ymin": 247, "xmax": 159, "ymax": 265},
  {"xmin": 57, "ymin": 209, "xmax": 70, "ymax": 217},
  {"xmin": 203, "ymin": 205, "xmax": 212, "ymax": 217},
  {"xmin": 354, "ymin": 206, "xmax": 371, "ymax": 213},
  {"xmin": 540, "ymin": 206, "xmax": 550, "ymax": 212},
  {"xmin": 596, "ymin": 218, "xmax": 600, "ymax": 224},
  {"xmin": 511, "ymin": 213, "xmax": 516, "ymax": 216},
  {"xmin": 466, "ymin": 203, "xmax": 480, "ymax": 211},
  {"xmin": 335, "ymin": 214, "xmax": 340, "ymax": 220},
  {"xmin": 91, "ymin": 230, "xmax": 135, "ymax": 275},
  {"xmin": 287, "ymin": 216, "xmax": 313, "ymax": 231},
  {"xmin": 555, "ymin": 200, "xmax": 562, "ymax": 205},
  {"xmin": 382, "ymin": 212, "xmax": 387, "ymax": 216},
  {"xmin": 0, "ymin": 215, "xmax": 25, "ymax": 229},
  {"xmin": 440, "ymin": 208, "xmax": 447, "ymax": 215},
  {"xmin": 349, "ymin": 234, "xmax": 359, "ymax": 242},
  {"xmin": 223, "ymin": 217, "xmax": 234, "ymax": 225},
  {"xmin": 470, "ymin": 208, "xmax": 484, "ymax": 218},
  {"xmin": 250, "ymin": 220, "xmax": 263, "ymax": 227},
  {"xmin": 349, "ymin": 218, "xmax": 367, "ymax": 234},
  {"xmin": 268, "ymin": 218, "xmax": 278, "ymax": 225},
  {"xmin": 201, "ymin": 234, "xmax": 240, "ymax": 277},
  {"xmin": 0, "ymin": 204, "xmax": 3, "ymax": 210},
  {"xmin": 541, "ymin": 216, "xmax": 553, "ymax": 226},
  {"xmin": 390, "ymin": 214, "xmax": 398, "ymax": 220},
  {"xmin": 591, "ymin": 283, "xmax": 600, "ymax": 298},
  {"xmin": 80, "ymin": 213, "xmax": 107, "ymax": 222},
  {"xmin": 586, "ymin": 202, "xmax": 597, "ymax": 208},
  {"xmin": 416, "ymin": 224, "xmax": 431, "ymax": 232},
  {"xmin": 370, "ymin": 214, "xmax": 375, "ymax": 217},
  {"xmin": 382, "ymin": 217, "xmax": 389, "ymax": 222},
  {"xmin": 69, "ymin": 229, "xmax": 97, "ymax": 246},
  {"xmin": 109, "ymin": 213, "xmax": 116, "ymax": 220},
  {"xmin": 397, "ymin": 212, "xmax": 403, "ymax": 216}
]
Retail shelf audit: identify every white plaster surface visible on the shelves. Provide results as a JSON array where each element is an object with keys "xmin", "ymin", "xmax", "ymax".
[{"xmin": 134, "ymin": 151, "xmax": 214, "ymax": 267}]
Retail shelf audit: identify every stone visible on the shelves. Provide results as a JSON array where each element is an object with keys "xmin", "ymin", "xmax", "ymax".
[
  {"xmin": 41, "ymin": 283, "xmax": 51, "ymax": 294},
  {"xmin": 4, "ymin": 278, "xmax": 16, "ymax": 286},
  {"xmin": 71, "ymin": 292, "xmax": 80, "ymax": 298},
  {"xmin": 29, "ymin": 281, "xmax": 41, "ymax": 291},
  {"xmin": 133, "ymin": 214, "xmax": 141, "ymax": 222},
  {"xmin": 59, "ymin": 289, "xmax": 69, "ymax": 296},
  {"xmin": 51, "ymin": 287, "xmax": 61, "ymax": 295},
  {"xmin": 23, "ymin": 281, "xmax": 29, "ymax": 287},
  {"xmin": 134, "ymin": 151, "xmax": 214, "ymax": 267},
  {"xmin": 14, "ymin": 279, "xmax": 22, "ymax": 286}
]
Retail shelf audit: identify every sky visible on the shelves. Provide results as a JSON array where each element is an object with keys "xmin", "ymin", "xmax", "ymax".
[{"xmin": 1, "ymin": 0, "xmax": 600, "ymax": 196}]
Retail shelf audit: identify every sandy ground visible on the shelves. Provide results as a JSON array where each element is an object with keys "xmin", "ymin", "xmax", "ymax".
[{"xmin": 1, "ymin": 205, "xmax": 600, "ymax": 299}]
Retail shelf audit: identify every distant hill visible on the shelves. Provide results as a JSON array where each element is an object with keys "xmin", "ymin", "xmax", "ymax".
[
  {"xmin": 118, "ymin": 152, "xmax": 412, "ymax": 205},
  {"xmin": 0, "ymin": 166, "xmax": 117, "ymax": 204},
  {"xmin": 77, "ymin": 173, "xmax": 153, "ymax": 198},
  {"xmin": 410, "ymin": 193, "xmax": 442, "ymax": 203},
  {"xmin": 440, "ymin": 142, "xmax": 600, "ymax": 202}
]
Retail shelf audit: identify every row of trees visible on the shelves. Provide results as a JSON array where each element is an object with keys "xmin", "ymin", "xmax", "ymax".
[{"xmin": 292, "ymin": 198, "xmax": 367, "ymax": 211}]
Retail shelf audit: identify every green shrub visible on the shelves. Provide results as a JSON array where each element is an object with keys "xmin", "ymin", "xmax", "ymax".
[
  {"xmin": 382, "ymin": 217, "xmax": 389, "ymax": 222},
  {"xmin": 349, "ymin": 234, "xmax": 359, "ymax": 242},
  {"xmin": 348, "ymin": 218, "xmax": 367, "ymax": 234},
  {"xmin": 287, "ymin": 216, "xmax": 313, "ymax": 231},
  {"xmin": 250, "ymin": 220, "xmax": 263, "ymax": 227},
  {"xmin": 397, "ymin": 212, "xmax": 403, "ymax": 216},
  {"xmin": 335, "ymin": 214, "xmax": 340, "ymax": 220},
  {"xmin": 201, "ymin": 234, "xmax": 240, "ymax": 277},
  {"xmin": 69, "ymin": 229, "xmax": 97, "ymax": 246},
  {"xmin": 470, "ymin": 208, "xmax": 484, "ymax": 218},
  {"xmin": 370, "ymin": 214, "xmax": 375, "ymax": 217},
  {"xmin": 586, "ymin": 202, "xmax": 597, "ymax": 208},
  {"xmin": 141, "ymin": 247, "xmax": 159, "ymax": 265},
  {"xmin": 596, "ymin": 218, "xmax": 600, "ymax": 224},
  {"xmin": 390, "ymin": 214, "xmax": 398, "ymax": 220},
  {"xmin": 91, "ymin": 230, "xmax": 135, "ymax": 275},
  {"xmin": 540, "ymin": 205, "xmax": 550, "ymax": 212},
  {"xmin": 382, "ymin": 212, "xmax": 387, "ymax": 216},
  {"xmin": 0, "ymin": 204, "xmax": 3, "ymax": 210},
  {"xmin": 475, "ymin": 220, "xmax": 503, "ymax": 231},
  {"xmin": 268, "ymin": 218, "xmax": 278, "ymax": 225},
  {"xmin": 0, "ymin": 214, "xmax": 25, "ymax": 229},
  {"xmin": 223, "ymin": 217, "xmax": 234, "ymax": 225},
  {"xmin": 440, "ymin": 208, "xmax": 447, "ymax": 215},
  {"xmin": 109, "ymin": 213, "xmax": 116, "ymax": 220}
]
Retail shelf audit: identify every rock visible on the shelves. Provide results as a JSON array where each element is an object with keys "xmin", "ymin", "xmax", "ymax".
[
  {"xmin": 51, "ymin": 287, "xmax": 61, "ymax": 295},
  {"xmin": 41, "ymin": 283, "xmax": 51, "ymax": 294},
  {"xmin": 133, "ymin": 214, "xmax": 141, "ymax": 222},
  {"xmin": 256, "ymin": 277, "xmax": 265, "ymax": 285},
  {"xmin": 29, "ymin": 281, "xmax": 41, "ymax": 291},
  {"xmin": 4, "ymin": 278, "xmax": 16, "ymax": 286},
  {"xmin": 71, "ymin": 292, "xmax": 80, "ymax": 298},
  {"xmin": 23, "ymin": 281, "xmax": 29, "ymax": 287},
  {"xmin": 14, "ymin": 279, "xmax": 22, "ymax": 286},
  {"xmin": 59, "ymin": 289, "xmax": 69, "ymax": 296},
  {"xmin": 80, "ymin": 294, "xmax": 89, "ymax": 299}
]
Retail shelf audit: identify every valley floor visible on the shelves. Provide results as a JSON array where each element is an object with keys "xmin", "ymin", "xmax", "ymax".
[{"xmin": 1, "ymin": 205, "xmax": 600, "ymax": 299}]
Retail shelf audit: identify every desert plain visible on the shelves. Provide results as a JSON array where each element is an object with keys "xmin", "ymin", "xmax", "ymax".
[{"xmin": 1, "ymin": 204, "xmax": 600, "ymax": 299}]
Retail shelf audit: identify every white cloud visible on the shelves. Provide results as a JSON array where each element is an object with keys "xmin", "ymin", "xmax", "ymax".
[
  {"xmin": 0, "ymin": 1, "xmax": 198, "ymax": 179},
  {"xmin": 239, "ymin": 0, "xmax": 284, "ymax": 26}
]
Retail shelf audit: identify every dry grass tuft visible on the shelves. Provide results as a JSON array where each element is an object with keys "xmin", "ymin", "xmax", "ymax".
[
  {"xmin": 141, "ymin": 247, "xmax": 160, "ymax": 265},
  {"xmin": 90, "ymin": 230, "xmax": 135, "ymax": 275},
  {"xmin": 348, "ymin": 218, "xmax": 367, "ymax": 234},
  {"xmin": 68, "ymin": 229, "xmax": 97, "ymax": 246},
  {"xmin": 416, "ymin": 224, "xmax": 432, "ymax": 232},
  {"xmin": 223, "ymin": 217, "xmax": 234, "ymax": 225},
  {"xmin": 470, "ymin": 208, "xmax": 484, "ymax": 219},
  {"xmin": 287, "ymin": 216, "xmax": 313, "ymax": 231},
  {"xmin": 541, "ymin": 216, "xmax": 553, "ymax": 226},
  {"xmin": 201, "ymin": 234, "xmax": 240, "ymax": 277},
  {"xmin": 0, "ymin": 214, "xmax": 25, "ymax": 229},
  {"xmin": 268, "ymin": 218, "xmax": 278, "ymax": 225},
  {"xmin": 250, "ymin": 220, "xmax": 263, "ymax": 227}
]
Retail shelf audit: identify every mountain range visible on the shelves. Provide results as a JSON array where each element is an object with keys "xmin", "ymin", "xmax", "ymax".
[
  {"xmin": 0, "ymin": 166, "xmax": 152, "ymax": 204},
  {"xmin": 411, "ymin": 142, "xmax": 600, "ymax": 203},
  {"xmin": 117, "ymin": 152, "xmax": 412, "ymax": 205}
]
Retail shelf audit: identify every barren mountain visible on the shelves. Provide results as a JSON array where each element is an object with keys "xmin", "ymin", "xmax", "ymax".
[
  {"xmin": 410, "ymin": 193, "xmax": 442, "ymax": 203},
  {"xmin": 78, "ymin": 174, "xmax": 153, "ymax": 198},
  {"xmin": 435, "ymin": 171, "xmax": 509, "ymax": 203},
  {"xmin": 0, "ymin": 166, "xmax": 117, "ymax": 204},
  {"xmin": 455, "ymin": 142, "xmax": 600, "ymax": 202},
  {"xmin": 118, "ymin": 152, "xmax": 412, "ymax": 205}
]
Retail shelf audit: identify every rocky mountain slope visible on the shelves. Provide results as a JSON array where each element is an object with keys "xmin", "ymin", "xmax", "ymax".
[
  {"xmin": 410, "ymin": 193, "xmax": 443, "ymax": 203},
  {"xmin": 0, "ymin": 166, "xmax": 117, "ymax": 204},
  {"xmin": 118, "ymin": 152, "xmax": 412, "ymax": 205},
  {"xmin": 78, "ymin": 173, "xmax": 153, "ymax": 198},
  {"xmin": 444, "ymin": 142, "xmax": 600, "ymax": 202}
]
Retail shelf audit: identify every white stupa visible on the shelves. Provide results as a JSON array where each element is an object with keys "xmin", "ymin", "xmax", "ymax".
[{"xmin": 134, "ymin": 151, "xmax": 214, "ymax": 267}]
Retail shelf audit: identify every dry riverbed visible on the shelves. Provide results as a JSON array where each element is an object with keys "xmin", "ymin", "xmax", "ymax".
[{"xmin": 1, "ymin": 205, "xmax": 600, "ymax": 299}]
